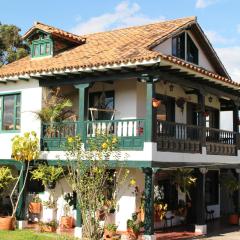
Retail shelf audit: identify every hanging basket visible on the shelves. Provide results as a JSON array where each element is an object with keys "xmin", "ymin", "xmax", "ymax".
[{"xmin": 152, "ymin": 98, "xmax": 161, "ymax": 108}]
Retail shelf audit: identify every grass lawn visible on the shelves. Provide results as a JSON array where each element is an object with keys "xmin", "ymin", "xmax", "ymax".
[{"xmin": 0, "ymin": 230, "xmax": 75, "ymax": 240}]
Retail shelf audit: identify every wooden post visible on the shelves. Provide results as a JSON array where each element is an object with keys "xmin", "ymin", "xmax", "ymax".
[
  {"xmin": 143, "ymin": 167, "xmax": 154, "ymax": 236},
  {"xmin": 233, "ymin": 104, "xmax": 239, "ymax": 150},
  {"xmin": 198, "ymin": 91, "xmax": 206, "ymax": 147},
  {"xmin": 74, "ymin": 83, "xmax": 90, "ymax": 143}
]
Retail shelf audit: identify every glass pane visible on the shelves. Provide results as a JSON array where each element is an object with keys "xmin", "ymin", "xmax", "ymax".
[
  {"xmin": 187, "ymin": 34, "xmax": 198, "ymax": 64},
  {"xmin": 2, "ymin": 95, "xmax": 15, "ymax": 130},
  {"xmin": 33, "ymin": 44, "xmax": 39, "ymax": 56},
  {"xmin": 46, "ymin": 43, "xmax": 51, "ymax": 54},
  {"xmin": 16, "ymin": 119, "xmax": 20, "ymax": 130},
  {"xmin": 40, "ymin": 44, "xmax": 45, "ymax": 55}
]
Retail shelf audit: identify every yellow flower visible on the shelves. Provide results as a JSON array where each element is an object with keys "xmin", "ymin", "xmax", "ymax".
[
  {"xmin": 67, "ymin": 137, "xmax": 74, "ymax": 143},
  {"xmin": 112, "ymin": 137, "xmax": 117, "ymax": 144},
  {"xmin": 102, "ymin": 142, "xmax": 108, "ymax": 149},
  {"xmin": 129, "ymin": 178, "xmax": 136, "ymax": 186}
]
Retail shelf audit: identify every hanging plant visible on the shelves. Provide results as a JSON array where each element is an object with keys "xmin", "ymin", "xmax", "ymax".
[
  {"xmin": 152, "ymin": 98, "xmax": 161, "ymax": 108},
  {"xmin": 176, "ymin": 97, "xmax": 186, "ymax": 113},
  {"xmin": 171, "ymin": 168, "xmax": 196, "ymax": 200}
]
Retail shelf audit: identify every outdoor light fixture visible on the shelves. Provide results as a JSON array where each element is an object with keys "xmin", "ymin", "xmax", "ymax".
[
  {"xmin": 169, "ymin": 84, "xmax": 174, "ymax": 92},
  {"xmin": 208, "ymin": 96, "xmax": 213, "ymax": 103}
]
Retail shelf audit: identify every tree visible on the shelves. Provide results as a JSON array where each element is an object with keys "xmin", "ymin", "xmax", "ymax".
[
  {"xmin": 65, "ymin": 135, "xmax": 128, "ymax": 240},
  {"xmin": 11, "ymin": 131, "xmax": 40, "ymax": 218},
  {"xmin": 0, "ymin": 23, "xmax": 29, "ymax": 66}
]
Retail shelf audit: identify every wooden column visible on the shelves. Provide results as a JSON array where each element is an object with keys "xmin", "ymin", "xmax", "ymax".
[
  {"xmin": 145, "ymin": 77, "xmax": 156, "ymax": 142},
  {"xmin": 143, "ymin": 167, "xmax": 154, "ymax": 236},
  {"xmin": 233, "ymin": 104, "xmax": 239, "ymax": 150},
  {"xmin": 195, "ymin": 168, "xmax": 206, "ymax": 225},
  {"xmin": 74, "ymin": 83, "xmax": 90, "ymax": 143},
  {"xmin": 198, "ymin": 91, "xmax": 206, "ymax": 147}
]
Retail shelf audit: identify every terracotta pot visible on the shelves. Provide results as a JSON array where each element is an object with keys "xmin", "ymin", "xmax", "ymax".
[
  {"xmin": 60, "ymin": 216, "xmax": 73, "ymax": 229},
  {"xmin": 229, "ymin": 214, "xmax": 239, "ymax": 225},
  {"xmin": 152, "ymin": 99, "xmax": 161, "ymax": 108},
  {"xmin": 0, "ymin": 216, "xmax": 15, "ymax": 230},
  {"xmin": 127, "ymin": 228, "xmax": 139, "ymax": 240},
  {"xmin": 104, "ymin": 229, "xmax": 116, "ymax": 238},
  {"xmin": 41, "ymin": 225, "xmax": 56, "ymax": 232},
  {"xmin": 29, "ymin": 202, "xmax": 42, "ymax": 214},
  {"xmin": 140, "ymin": 208, "xmax": 144, "ymax": 222}
]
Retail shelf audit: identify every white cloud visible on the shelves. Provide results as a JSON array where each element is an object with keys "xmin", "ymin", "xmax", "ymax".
[
  {"xmin": 237, "ymin": 24, "xmax": 240, "ymax": 33},
  {"xmin": 71, "ymin": 1, "xmax": 165, "ymax": 35},
  {"xmin": 205, "ymin": 30, "xmax": 235, "ymax": 45},
  {"xmin": 195, "ymin": 0, "xmax": 218, "ymax": 8},
  {"xmin": 216, "ymin": 46, "xmax": 240, "ymax": 82}
]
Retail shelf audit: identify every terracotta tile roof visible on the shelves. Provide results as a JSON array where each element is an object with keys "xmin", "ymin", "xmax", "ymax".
[
  {"xmin": 0, "ymin": 16, "xmax": 239, "ymax": 88},
  {"xmin": 23, "ymin": 22, "xmax": 86, "ymax": 44}
]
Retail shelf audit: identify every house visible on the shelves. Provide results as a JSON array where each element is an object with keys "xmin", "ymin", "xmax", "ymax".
[{"xmin": 0, "ymin": 16, "xmax": 239, "ymax": 239}]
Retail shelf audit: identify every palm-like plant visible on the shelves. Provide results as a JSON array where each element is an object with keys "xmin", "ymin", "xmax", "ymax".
[{"xmin": 35, "ymin": 87, "xmax": 73, "ymax": 123}]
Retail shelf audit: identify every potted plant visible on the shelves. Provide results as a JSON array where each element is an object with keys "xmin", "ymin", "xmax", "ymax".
[
  {"xmin": 174, "ymin": 200, "xmax": 188, "ymax": 223},
  {"xmin": 0, "ymin": 132, "xmax": 39, "ymax": 230},
  {"xmin": 0, "ymin": 167, "xmax": 16, "ymax": 230},
  {"xmin": 221, "ymin": 174, "xmax": 240, "ymax": 225},
  {"xmin": 42, "ymin": 197, "xmax": 58, "ymax": 222},
  {"xmin": 28, "ymin": 194, "xmax": 42, "ymax": 215},
  {"xmin": 39, "ymin": 220, "xmax": 58, "ymax": 232},
  {"xmin": 127, "ymin": 213, "xmax": 143, "ymax": 240},
  {"xmin": 104, "ymin": 223, "xmax": 118, "ymax": 239},
  {"xmin": 31, "ymin": 164, "xmax": 64, "ymax": 190},
  {"xmin": 176, "ymin": 97, "xmax": 186, "ymax": 113},
  {"xmin": 60, "ymin": 203, "xmax": 74, "ymax": 229}
]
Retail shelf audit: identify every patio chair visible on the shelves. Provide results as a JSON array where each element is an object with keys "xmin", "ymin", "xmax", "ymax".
[
  {"xmin": 205, "ymin": 206, "xmax": 214, "ymax": 222},
  {"xmin": 163, "ymin": 215, "xmax": 174, "ymax": 229}
]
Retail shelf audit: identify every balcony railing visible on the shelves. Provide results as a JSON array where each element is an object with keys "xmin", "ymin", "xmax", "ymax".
[
  {"xmin": 206, "ymin": 128, "xmax": 237, "ymax": 155},
  {"xmin": 41, "ymin": 119, "xmax": 238, "ymax": 155},
  {"xmin": 41, "ymin": 119, "xmax": 145, "ymax": 151},
  {"xmin": 156, "ymin": 120, "xmax": 202, "ymax": 153}
]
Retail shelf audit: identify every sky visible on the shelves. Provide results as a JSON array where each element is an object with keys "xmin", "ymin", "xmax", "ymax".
[
  {"xmin": 1, "ymin": 0, "xmax": 238, "ymax": 129},
  {"xmin": 1, "ymin": 0, "xmax": 240, "ymax": 81}
]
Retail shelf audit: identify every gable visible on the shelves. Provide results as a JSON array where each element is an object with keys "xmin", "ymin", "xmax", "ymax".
[{"xmin": 154, "ymin": 30, "xmax": 216, "ymax": 73}]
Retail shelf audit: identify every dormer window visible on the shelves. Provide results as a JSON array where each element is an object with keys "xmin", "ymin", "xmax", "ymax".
[
  {"xmin": 172, "ymin": 32, "xmax": 198, "ymax": 65},
  {"xmin": 31, "ymin": 35, "xmax": 53, "ymax": 58}
]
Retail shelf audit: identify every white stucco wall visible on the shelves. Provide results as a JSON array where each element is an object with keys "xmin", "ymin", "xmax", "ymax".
[{"xmin": 0, "ymin": 79, "xmax": 42, "ymax": 159}]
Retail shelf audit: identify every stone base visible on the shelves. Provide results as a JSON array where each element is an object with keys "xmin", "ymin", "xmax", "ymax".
[
  {"xmin": 74, "ymin": 227, "xmax": 82, "ymax": 239},
  {"xmin": 142, "ymin": 235, "xmax": 156, "ymax": 240},
  {"xmin": 195, "ymin": 224, "xmax": 207, "ymax": 235},
  {"xmin": 17, "ymin": 220, "xmax": 28, "ymax": 230}
]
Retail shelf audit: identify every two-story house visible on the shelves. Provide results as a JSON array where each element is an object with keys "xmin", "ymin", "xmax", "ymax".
[{"xmin": 0, "ymin": 16, "xmax": 239, "ymax": 239}]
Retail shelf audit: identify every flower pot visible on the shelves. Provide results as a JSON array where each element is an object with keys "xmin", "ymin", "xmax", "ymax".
[
  {"xmin": 41, "ymin": 225, "xmax": 56, "ymax": 232},
  {"xmin": 47, "ymin": 181, "xmax": 56, "ymax": 189},
  {"xmin": 0, "ymin": 216, "xmax": 15, "ymax": 230},
  {"xmin": 229, "ymin": 214, "xmax": 239, "ymax": 225},
  {"xmin": 104, "ymin": 229, "xmax": 116, "ymax": 238},
  {"xmin": 60, "ymin": 216, "xmax": 73, "ymax": 229},
  {"xmin": 152, "ymin": 99, "xmax": 161, "ymax": 108},
  {"xmin": 29, "ymin": 202, "xmax": 42, "ymax": 214},
  {"xmin": 127, "ymin": 228, "xmax": 139, "ymax": 240}
]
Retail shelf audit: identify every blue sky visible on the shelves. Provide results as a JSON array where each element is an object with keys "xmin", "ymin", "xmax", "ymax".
[{"xmin": 1, "ymin": 0, "xmax": 240, "ymax": 81}]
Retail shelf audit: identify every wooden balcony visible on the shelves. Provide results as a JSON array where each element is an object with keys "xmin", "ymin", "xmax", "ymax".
[
  {"xmin": 41, "ymin": 119, "xmax": 239, "ymax": 156},
  {"xmin": 41, "ymin": 119, "xmax": 145, "ymax": 151},
  {"xmin": 156, "ymin": 120, "xmax": 238, "ymax": 155}
]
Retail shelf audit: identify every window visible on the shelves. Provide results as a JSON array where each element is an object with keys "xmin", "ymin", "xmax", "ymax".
[
  {"xmin": 172, "ymin": 32, "xmax": 185, "ymax": 60},
  {"xmin": 89, "ymin": 91, "xmax": 114, "ymax": 120},
  {"xmin": 205, "ymin": 170, "xmax": 219, "ymax": 205},
  {"xmin": 31, "ymin": 39, "xmax": 53, "ymax": 58},
  {"xmin": 0, "ymin": 93, "xmax": 21, "ymax": 131},
  {"xmin": 172, "ymin": 32, "xmax": 199, "ymax": 65}
]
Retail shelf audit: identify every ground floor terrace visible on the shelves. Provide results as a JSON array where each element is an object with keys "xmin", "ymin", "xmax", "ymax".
[{"xmin": 1, "ymin": 159, "xmax": 240, "ymax": 239}]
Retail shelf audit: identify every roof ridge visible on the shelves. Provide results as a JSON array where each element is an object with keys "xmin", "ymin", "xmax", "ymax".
[{"xmin": 80, "ymin": 16, "xmax": 197, "ymax": 37}]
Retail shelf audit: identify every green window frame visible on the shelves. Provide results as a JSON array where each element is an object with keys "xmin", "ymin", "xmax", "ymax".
[
  {"xmin": 31, "ymin": 39, "xmax": 53, "ymax": 58},
  {"xmin": 0, "ymin": 93, "xmax": 21, "ymax": 132}
]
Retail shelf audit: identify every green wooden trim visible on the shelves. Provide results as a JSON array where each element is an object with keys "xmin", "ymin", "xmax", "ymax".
[
  {"xmin": 0, "ymin": 92, "xmax": 21, "ymax": 132},
  {"xmin": 36, "ymin": 159, "xmax": 152, "ymax": 168},
  {"xmin": 76, "ymin": 203, "xmax": 82, "ymax": 227},
  {"xmin": 0, "ymin": 159, "xmax": 23, "ymax": 170},
  {"xmin": 146, "ymin": 79, "xmax": 154, "ymax": 142},
  {"xmin": 31, "ymin": 38, "xmax": 53, "ymax": 58}
]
